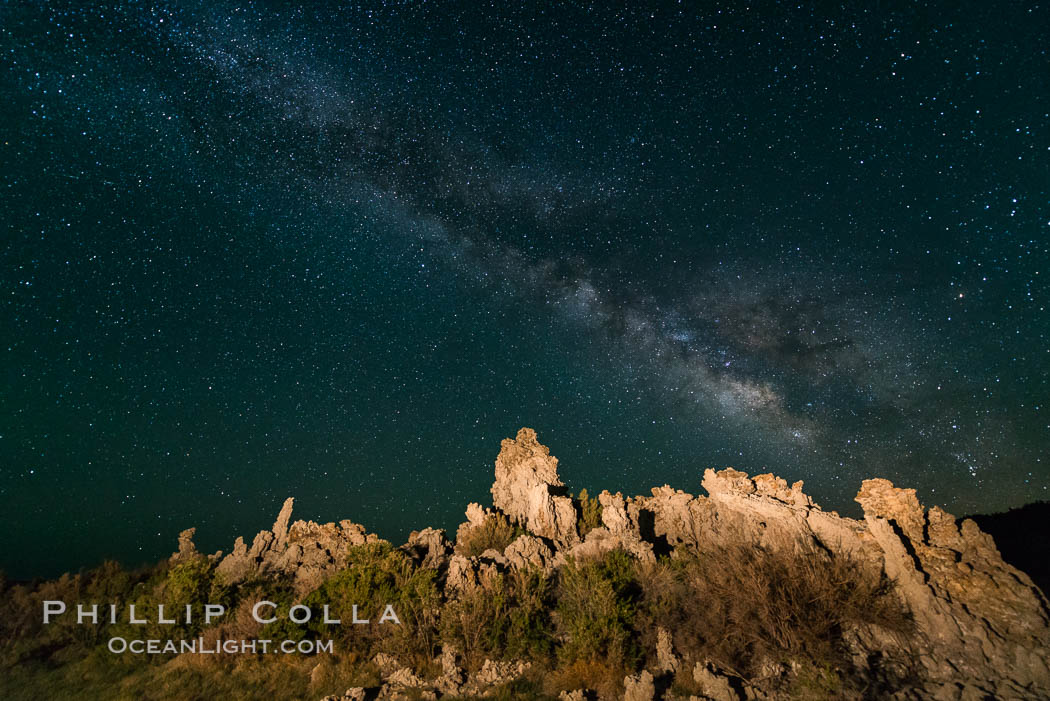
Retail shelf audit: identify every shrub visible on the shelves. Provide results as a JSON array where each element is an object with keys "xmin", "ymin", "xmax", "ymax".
[
  {"xmin": 456, "ymin": 513, "xmax": 523, "ymax": 558},
  {"xmin": 165, "ymin": 557, "xmax": 212, "ymax": 607},
  {"xmin": 544, "ymin": 658, "xmax": 626, "ymax": 700},
  {"xmin": 84, "ymin": 560, "xmax": 135, "ymax": 603},
  {"xmin": 441, "ymin": 566, "xmax": 554, "ymax": 669},
  {"xmin": 256, "ymin": 587, "xmax": 310, "ymax": 647},
  {"xmin": 441, "ymin": 568, "xmax": 511, "ymax": 666},
  {"xmin": 504, "ymin": 567, "xmax": 555, "ymax": 662},
  {"xmin": 0, "ymin": 574, "xmax": 86, "ymax": 665},
  {"xmin": 575, "ymin": 489, "xmax": 603, "ymax": 537},
  {"xmin": 555, "ymin": 549, "xmax": 641, "ymax": 674},
  {"xmin": 154, "ymin": 555, "xmax": 229, "ymax": 639},
  {"xmin": 305, "ymin": 542, "xmax": 440, "ymax": 666},
  {"xmin": 638, "ymin": 541, "xmax": 914, "ymax": 693}
]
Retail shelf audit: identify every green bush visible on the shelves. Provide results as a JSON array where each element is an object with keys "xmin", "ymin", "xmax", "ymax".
[
  {"xmin": 158, "ymin": 556, "xmax": 225, "ymax": 639},
  {"xmin": 306, "ymin": 542, "xmax": 440, "ymax": 666},
  {"xmin": 555, "ymin": 549, "xmax": 641, "ymax": 673},
  {"xmin": 441, "ymin": 566, "xmax": 554, "ymax": 669},
  {"xmin": 256, "ymin": 586, "xmax": 309, "ymax": 645},
  {"xmin": 575, "ymin": 489, "xmax": 603, "ymax": 537},
  {"xmin": 165, "ymin": 558, "xmax": 212, "ymax": 608},
  {"xmin": 504, "ymin": 567, "xmax": 555, "ymax": 662},
  {"xmin": 441, "ymin": 569, "xmax": 511, "ymax": 666},
  {"xmin": 456, "ymin": 513, "xmax": 524, "ymax": 558}
]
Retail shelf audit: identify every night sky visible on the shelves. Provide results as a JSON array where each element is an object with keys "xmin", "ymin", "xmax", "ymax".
[{"xmin": 3, "ymin": 1, "xmax": 1048, "ymax": 579}]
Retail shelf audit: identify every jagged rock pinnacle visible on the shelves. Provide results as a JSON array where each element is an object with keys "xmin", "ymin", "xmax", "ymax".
[{"xmin": 180, "ymin": 427, "xmax": 1049, "ymax": 698}]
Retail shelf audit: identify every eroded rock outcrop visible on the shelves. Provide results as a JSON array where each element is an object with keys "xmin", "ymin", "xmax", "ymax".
[
  {"xmin": 434, "ymin": 647, "xmax": 465, "ymax": 696},
  {"xmin": 170, "ymin": 527, "xmax": 200, "ymax": 563},
  {"xmin": 454, "ymin": 502, "xmax": 497, "ymax": 547},
  {"xmin": 492, "ymin": 427, "xmax": 580, "ymax": 549},
  {"xmin": 212, "ymin": 497, "xmax": 383, "ymax": 595},
  {"xmin": 655, "ymin": 627, "xmax": 679, "ymax": 674},
  {"xmin": 692, "ymin": 661, "xmax": 743, "ymax": 701},
  {"xmin": 320, "ymin": 689, "xmax": 368, "ymax": 701},
  {"xmin": 562, "ymin": 490, "xmax": 655, "ymax": 563},
  {"xmin": 504, "ymin": 534, "xmax": 555, "ymax": 572},
  {"xmin": 401, "ymin": 527, "xmax": 452, "ymax": 571},
  {"xmin": 623, "ymin": 669, "xmax": 655, "ymax": 701},
  {"xmin": 856, "ymin": 478, "xmax": 1050, "ymax": 698},
  {"xmin": 167, "ymin": 427, "xmax": 1049, "ymax": 700},
  {"xmin": 699, "ymin": 467, "xmax": 869, "ymax": 558}
]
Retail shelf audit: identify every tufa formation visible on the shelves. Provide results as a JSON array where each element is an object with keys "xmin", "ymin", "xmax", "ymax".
[{"xmin": 175, "ymin": 427, "xmax": 1050, "ymax": 700}]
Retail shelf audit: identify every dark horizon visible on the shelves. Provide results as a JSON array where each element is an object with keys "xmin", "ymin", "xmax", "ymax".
[{"xmin": 3, "ymin": 1, "xmax": 1048, "ymax": 580}]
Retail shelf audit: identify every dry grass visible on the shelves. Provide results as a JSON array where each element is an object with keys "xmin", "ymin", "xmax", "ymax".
[
  {"xmin": 543, "ymin": 658, "xmax": 625, "ymax": 699},
  {"xmin": 637, "ymin": 540, "xmax": 915, "ymax": 695},
  {"xmin": 455, "ymin": 513, "xmax": 522, "ymax": 558}
]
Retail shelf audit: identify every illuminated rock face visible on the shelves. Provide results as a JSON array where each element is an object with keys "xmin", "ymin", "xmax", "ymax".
[
  {"xmin": 855, "ymin": 478, "xmax": 1050, "ymax": 697},
  {"xmin": 485, "ymin": 429, "xmax": 1049, "ymax": 698},
  {"xmin": 490, "ymin": 427, "xmax": 580, "ymax": 549},
  {"xmin": 210, "ymin": 496, "xmax": 384, "ymax": 595},
  {"xmin": 179, "ymin": 427, "xmax": 1050, "ymax": 699}
]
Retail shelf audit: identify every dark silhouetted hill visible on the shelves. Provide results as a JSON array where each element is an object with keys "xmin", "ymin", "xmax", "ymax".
[{"xmin": 967, "ymin": 502, "xmax": 1050, "ymax": 597}]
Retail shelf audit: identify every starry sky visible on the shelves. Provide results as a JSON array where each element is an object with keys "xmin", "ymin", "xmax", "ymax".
[{"xmin": 2, "ymin": 1, "xmax": 1048, "ymax": 579}]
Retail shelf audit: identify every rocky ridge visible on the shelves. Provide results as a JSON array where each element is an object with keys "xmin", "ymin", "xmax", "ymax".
[{"xmin": 176, "ymin": 427, "xmax": 1050, "ymax": 700}]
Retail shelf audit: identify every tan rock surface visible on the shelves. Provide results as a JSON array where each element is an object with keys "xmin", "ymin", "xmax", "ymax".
[
  {"xmin": 492, "ymin": 427, "xmax": 580, "ymax": 548},
  {"xmin": 214, "ymin": 498, "xmax": 382, "ymax": 595},
  {"xmin": 169, "ymin": 427, "xmax": 1049, "ymax": 700},
  {"xmin": 169, "ymin": 527, "xmax": 199, "ymax": 563},
  {"xmin": 856, "ymin": 478, "xmax": 1050, "ymax": 696}
]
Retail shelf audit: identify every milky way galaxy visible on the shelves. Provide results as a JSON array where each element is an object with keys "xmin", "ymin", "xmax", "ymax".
[{"xmin": 2, "ymin": 1, "xmax": 1047, "ymax": 577}]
